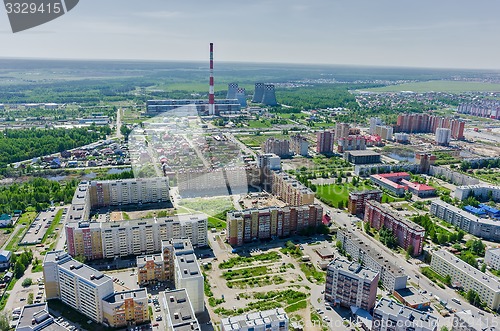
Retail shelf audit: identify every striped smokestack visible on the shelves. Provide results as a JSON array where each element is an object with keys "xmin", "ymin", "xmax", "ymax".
[{"xmin": 209, "ymin": 42, "xmax": 215, "ymax": 115}]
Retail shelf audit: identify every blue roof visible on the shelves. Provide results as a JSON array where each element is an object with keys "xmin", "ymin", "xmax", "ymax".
[
  {"xmin": 0, "ymin": 250, "xmax": 11, "ymax": 262},
  {"xmin": 479, "ymin": 204, "xmax": 500, "ymax": 215},
  {"xmin": 464, "ymin": 205, "xmax": 487, "ymax": 215}
]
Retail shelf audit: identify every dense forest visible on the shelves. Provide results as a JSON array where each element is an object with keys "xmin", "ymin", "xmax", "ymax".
[
  {"xmin": 0, "ymin": 177, "xmax": 79, "ymax": 214},
  {"xmin": 0, "ymin": 126, "xmax": 111, "ymax": 168}
]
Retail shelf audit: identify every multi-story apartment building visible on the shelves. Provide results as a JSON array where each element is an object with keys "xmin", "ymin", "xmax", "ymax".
[
  {"xmin": 430, "ymin": 250, "xmax": 500, "ymax": 310},
  {"xmin": 220, "ymin": 308, "xmax": 289, "ymax": 331},
  {"xmin": 458, "ymin": 101, "xmax": 500, "ymax": 120},
  {"xmin": 485, "ymin": 248, "xmax": 500, "ymax": 271},
  {"xmin": 395, "ymin": 113, "xmax": 465, "ymax": 140},
  {"xmin": 454, "ymin": 185, "xmax": 500, "ymax": 202},
  {"xmin": 15, "ymin": 303, "xmax": 66, "ymax": 331},
  {"xmin": 136, "ymin": 254, "xmax": 168, "ymax": 286},
  {"xmin": 290, "ymin": 134, "xmax": 309, "ymax": 156},
  {"xmin": 226, "ymin": 205, "xmax": 323, "ymax": 246},
  {"xmin": 271, "ymin": 171, "xmax": 315, "ymax": 206},
  {"xmin": 173, "ymin": 239, "xmax": 204, "ymax": 314},
  {"xmin": 372, "ymin": 298, "xmax": 438, "ymax": 331},
  {"xmin": 102, "ymin": 289, "xmax": 149, "ymax": 328},
  {"xmin": 370, "ymin": 118, "xmax": 383, "ymax": 135},
  {"xmin": 262, "ymin": 138, "xmax": 290, "ymax": 158},
  {"xmin": 364, "ymin": 201, "xmax": 425, "ymax": 256},
  {"xmin": 335, "ymin": 122, "xmax": 350, "ymax": 143},
  {"xmin": 374, "ymin": 125, "xmax": 393, "ymax": 141},
  {"xmin": 43, "ymin": 251, "xmax": 114, "ymax": 324},
  {"xmin": 162, "ymin": 289, "xmax": 201, "ymax": 331},
  {"xmin": 68, "ymin": 182, "xmax": 92, "ymax": 222},
  {"xmin": 336, "ymin": 229, "xmax": 407, "ymax": 290},
  {"xmin": 66, "ymin": 214, "xmax": 207, "ymax": 260},
  {"xmin": 430, "ymin": 200, "xmax": 500, "ymax": 241},
  {"xmin": 324, "ymin": 258, "xmax": 379, "ymax": 311},
  {"xmin": 88, "ymin": 178, "xmax": 170, "ymax": 208},
  {"xmin": 316, "ymin": 130, "xmax": 334, "ymax": 154},
  {"xmin": 348, "ymin": 190, "xmax": 382, "ymax": 216},
  {"xmin": 452, "ymin": 310, "xmax": 496, "ymax": 331},
  {"xmin": 337, "ymin": 135, "xmax": 367, "ymax": 153},
  {"xmin": 257, "ymin": 153, "xmax": 281, "ymax": 171}
]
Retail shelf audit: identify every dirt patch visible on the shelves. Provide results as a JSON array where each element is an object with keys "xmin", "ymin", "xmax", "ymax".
[{"xmin": 110, "ymin": 212, "xmax": 123, "ymax": 221}]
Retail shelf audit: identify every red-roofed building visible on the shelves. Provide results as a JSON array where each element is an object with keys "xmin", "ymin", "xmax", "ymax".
[
  {"xmin": 370, "ymin": 172, "xmax": 410, "ymax": 197},
  {"xmin": 400, "ymin": 179, "xmax": 436, "ymax": 198}
]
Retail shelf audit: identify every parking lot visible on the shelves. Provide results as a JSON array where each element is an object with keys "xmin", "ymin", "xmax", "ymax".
[{"xmin": 21, "ymin": 207, "xmax": 64, "ymax": 245}]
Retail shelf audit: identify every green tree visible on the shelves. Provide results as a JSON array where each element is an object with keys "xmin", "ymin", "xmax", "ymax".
[
  {"xmin": 406, "ymin": 245, "xmax": 414, "ymax": 259},
  {"xmin": 0, "ymin": 312, "xmax": 9, "ymax": 331},
  {"xmin": 337, "ymin": 200, "xmax": 344, "ymax": 209},
  {"xmin": 14, "ymin": 260, "xmax": 25, "ymax": 278},
  {"xmin": 444, "ymin": 274, "xmax": 451, "ymax": 286},
  {"xmin": 481, "ymin": 263, "xmax": 487, "ymax": 273},
  {"xmin": 22, "ymin": 278, "xmax": 32, "ymax": 287}
]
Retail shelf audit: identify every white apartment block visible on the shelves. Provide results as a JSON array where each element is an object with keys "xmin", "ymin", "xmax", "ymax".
[
  {"xmin": 336, "ymin": 229, "xmax": 407, "ymax": 290},
  {"xmin": 485, "ymin": 248, "xmax": 500, "ymax": 271},
  {"xmin": 66, "ymin": 214, "xmax": 207, "ymax": 260},
  {"xmin": 162, "ymin": 289, "xmax": 201, "ymax": 331},
  {"xmin": 43, "ymin": 251, "xmax": 114, "ymax": 323},
  {"xmin": 373, "ymin": 298, "xmax": 437, "ymax": 331},
  {"xmin": 455, "ymin": 185, "xmax": 500, "ymax": 202},
  {"xmin": 430, "ymin": 250, "xmax": 500, "ymax": 310},
  {"xmin": 430, "ymin": 200, "xmax": 500, "ymax": 241},
  {"xmin": 173, "ymin": 239, "xmax": 204, "ymax": 314},
  {"xmin": 89, "ymin": 177, "xmax": 170, "ymax": 208},
  {"xmin": 221, "ymin": 308, "xmax": 289, "ymax": 331},
  {"xmin": 452, "ymin": 310, "xmax": 497, "ymax": 331}
]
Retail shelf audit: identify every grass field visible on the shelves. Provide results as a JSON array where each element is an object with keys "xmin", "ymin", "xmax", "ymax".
[
  {"xmin": 360, "ymin": 80, "xmax": 500, "ymax": 93},
  {"xmin": 235, "ymin": 134, "xmax": 289, "ymax": 148},
  {"xmin": 4, "ymin": 212, "xmax": 36, "ymax": 251},
  {"xmin": 315, "ymin": 182, "xmax": 376, "ymax": 207}
]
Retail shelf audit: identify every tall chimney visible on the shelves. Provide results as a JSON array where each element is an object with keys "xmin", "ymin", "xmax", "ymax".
[{"xmin": 209, "ymin": 42, "xmax": 215, "ymax": 115}]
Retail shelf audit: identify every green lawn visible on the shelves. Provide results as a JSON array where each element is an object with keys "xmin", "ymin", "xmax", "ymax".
[
  {"xmin": 300, "ymin": 263, "xmax": 326, "ymax": 284},
  {"xmin": 361, "ymin": 80, "xmax": 500, "ymax": 93},
  {"xmin": 219, "ymin": 251, "xmax": 281, "ymax": 269},
  {"xmin": 316, "ymin": 182, "xmax": 376, "ymax": 207},
  {"xmin": 236, "ymin": 134, "xmax": 289, "ymax": 148},
  {"xmin": 4, "ymin": 212, "xmax": 36, "ymax": 251},
  {"xmin": 222, "ymin": 266, "xmax": 270, "ymax": 280},
  {"xmin": 208, "ymin": 217, "xmax": 227, "ymax": 231},
  {"xmin": 247, "ymin": 120, "xmax": 272, "ymax": 128}
]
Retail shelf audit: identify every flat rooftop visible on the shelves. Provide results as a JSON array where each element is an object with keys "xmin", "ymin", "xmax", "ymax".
[
  {"xmin": 346, "ymin": 150, "xmax": 381, "ymax": 156},
  {"xmin": 81, "ymin": 213, "xmax": 207, "ymax": 230},
  {"xmin": 136, "ymin": 254, "xmax": 164, "ymax": 267},
  {"xmin": 104, "ymin": 289, "xmax": 147, "ymax": 304},
  {"xmin": 327, "ymin": 258, "xmax": 379, "ymax": 281},
  {"xmin": 16, "ymin": 303, "xmax": 65, "ymax": 331},
  {"xmin": 374, "ymin": 298, "xmax": 437, "ymax": 330},
  {"xmin": 367, "ymin": 201, "xmax": 425, "ymax": 233},
  {"xmin": 394, "ymin": 287, "xmax": 430, "ymax": 306},
  {"xmin": 432, "ymin": 200, "xmax": 500, "ymax": 227},
  {"xmin": 162, "ymin": 289, "xmax": 200, "ymax": 331},
  {"xmin": 221, "ymin": 308, "xmax": 288, "ymax": 331},
  {"xmin": 175, "ymin": 253, "xmax": 201, "ymax": 279},
  {"xmin": 45, "ymin": 251, "xmax": 112, "ymax": 287},
  {"xmin": 433, "ymin": 250, "xmax": 500, "ymax": 293}
]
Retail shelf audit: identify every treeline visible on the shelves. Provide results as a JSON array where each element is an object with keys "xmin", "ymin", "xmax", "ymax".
[
  {"xmin": 460, "ymin": 158, "xmax": 500, "ymax": 171},
  {"xmin": 0, "ymin": 126, "xmax": 110, "ymax": 168},
  {"xmin": 0, "ymin": 177, "xmax": 79, "ymax": 214},
  {"xmin": 276, "ymin": 85, "xmax": 366, "ymax": 110}
]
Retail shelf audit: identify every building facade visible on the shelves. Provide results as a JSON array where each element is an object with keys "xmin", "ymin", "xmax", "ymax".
[
  {"xmin": 344, "ymin": 150, "xmax": 381, "ymax": 165},
  {"xmin": 324, "ymin": 258, "xmax": 379, "ymax": 311},
  {"xmin": 336, "ymin": 229, "xmax": 407, "ymax": 291},
  {"xmin": 364, "ymin": 201, "xmax": 425, "ymax": 256},
  {"xmin": 290, "ymin": 134, "xmax": 309, "ymax": 156},
  {"xmin": 43, "ymin": 251, "xmax": 114, "ymax": 323},
  {"xmin": 102, "ymin": 289, "xmax": 149, "ymax": 328},
  {"xmin": 220, "ymin": 308, "xmax": 289, "ymax": 331},
  {"xmin": 430, "ymin": 249, "xmax": 500, "ymax": 310},
  {"xmin": 485, "ymin": 248, "xmax": 500, "ymax": 271},
  {"xmin": 271, "ymin": 171, "xmax": 315, "ymax": 206},
  {"xmin": 454, "ymin": 185, "xmax": 500, "ymax": 202},
  {"xmin": 173, "ymin": 240, "xmax": 204, "ymax": 314},
  {"xmin": 348, "ymin": 190, "xmax": 382, "ymax": 216},
  {"xmin": 430, "ymin": 200, "xmax": 500, "ymax": 242},
  {"xmin": 66, "ymin": 214, "xmax": 208, "ymax": 260},
  {"xmin": 262, "ymin": 138, "xmax": 290, "ymax": 158},
  {"xmin": 226, "ymin": 205, "xmax": 323, "ymax": 246},
  {"xmin": 316, "ymin": 130, "xmax": 334, "ymax": 154}
]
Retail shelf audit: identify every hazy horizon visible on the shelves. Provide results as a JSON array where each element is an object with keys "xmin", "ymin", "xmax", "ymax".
[{"xmin": 1, "ymin": 0, "xmax": 499, "ymax": 70}]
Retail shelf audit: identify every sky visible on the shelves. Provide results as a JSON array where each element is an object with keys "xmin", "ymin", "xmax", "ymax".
[{"xmin": 0, "ymin": 0, "xmax": 499, "ymax": 69}]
